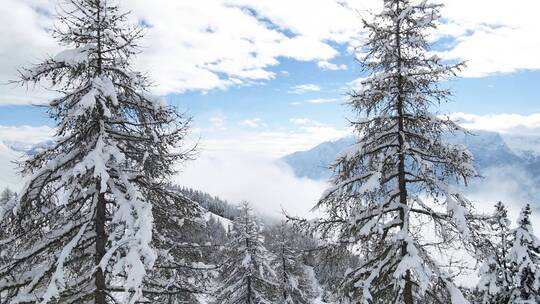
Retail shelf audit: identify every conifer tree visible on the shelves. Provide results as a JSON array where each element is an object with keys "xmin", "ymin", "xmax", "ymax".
[
  {"xmin": 477, "ymin": 202, "xmax": 513, "ymax": 304},
  {"xmin": 293, "ymin": 0, "xmax": 483, "ymax": 303},
  {"xmin": 507, "ymin": 204, "xmax": 540, "ymax": 303},
  {"xmin": 144, "ymin": 190, "xmax": 210, "ymax": 303},
  {"xmin": 0, "ymin": 1, "xmax": 193, "ymax": 303},
  {"xmin": 0, "ymin": 187, "xmax": 16, "ymax": 304},
  {"xmin": 215, "ymin": 202, "xmax": 278, "ymax": 304},
  {"xmin": 267, "ymin": 223, "xmax": 316, "ymax": 304}
]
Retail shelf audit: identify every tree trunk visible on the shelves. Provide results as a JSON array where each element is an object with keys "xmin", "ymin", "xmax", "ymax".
[
  {"xmin": 94, "ymin": 2, "xmax": 107, "ymax": 303},
  {"xmin": 245, "ymin": 211, "xmax": 252, "ymax": 304},
  {"xmin": 95, "ymin": 192, "xmax": 107, "ymax": 304},
  {"xmin": 282, "ymin": 247, "xmax": 287, "ymax": 301},
  {"xmin": 395, "ymin": 0, "xmax": 414, "ymax": 303}
]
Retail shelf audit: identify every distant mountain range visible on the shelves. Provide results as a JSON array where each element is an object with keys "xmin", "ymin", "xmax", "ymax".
[{"xmin": 281, "ymin": 131, "xmax": 540, "ymax": 202}]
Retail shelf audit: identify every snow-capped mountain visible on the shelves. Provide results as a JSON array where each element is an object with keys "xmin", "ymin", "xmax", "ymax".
[
  {"xmin": 281, "ymin": 131, "xmax": 540, "ymax": 186},
  {"xmin": 282, "ymin": 136, "xmax": 355, "ymax": 181}
]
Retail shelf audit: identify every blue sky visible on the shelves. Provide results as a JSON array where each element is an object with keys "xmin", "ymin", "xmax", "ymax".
[
  {"xmin": 1, "ymin": 0, "xmax": 540, "ymax": 157},
  {"xmin": 2, "ymin": 68, "xmax": 540, "ymax": 127}
]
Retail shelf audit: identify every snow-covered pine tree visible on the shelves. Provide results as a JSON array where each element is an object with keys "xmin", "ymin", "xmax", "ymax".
[
  {"xmin": 507, "ymin": 204, "xmax": 540, "ymax": 303},
  {"xmin": 0, "ymin": 187, "xmax": 16, "ymax": 304},
  {"xmin": 0, "ymin": 1, "xmax": 193, "ymax": 303},
  {"xmin": 206, "ymin": 214, "xmax": 228, "ymax": 249},
  {"xmin": 143, "ymin": 189, "xmax": 211, "ymax": 303},
  {"xmin": 294, "ymin": 0, "xmax": 482, "ymax": 303},
  {"xmin": 477, "ymin": 202, "xmax": 513, "ymax": 303},
  {"xmin": 267, "ymin": 222, "xmax": 316, "ymax": 304},
  {"xmin": 215, "ymin": 202, "xmax": 279, "ymax": 304}
]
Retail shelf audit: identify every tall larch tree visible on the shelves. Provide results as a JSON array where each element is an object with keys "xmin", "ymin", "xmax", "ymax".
[
  {"xmin": 294, "ymin": 0, "xmax": 484, "ymax": 303},
  {"xmin": 0, "ymin": 0, "xmax": 192, "ymax": 303},
  {"xmin": 477, "ymin": 202, "xmax": 513, "ymax": 303},
  {"xmin": 507, "ymin": 204, "xmax": 540, "ymax": 303},
  {"xmin": 214, "ymin": 202, "xmax": 278, "ymax": 304}
]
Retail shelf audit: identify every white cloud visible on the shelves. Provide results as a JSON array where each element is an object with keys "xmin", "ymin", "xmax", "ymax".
[
  {"xmin": 175, "ymin": 151, "xmax": 327, "ymax": 217},
  {"xmin": 304, "ymin": 97, "xmax": 339, "ymax": 104},
  {"xmin": 289, "ymin": 97, "xmax": 341, "ymax": 105},
  {"xmin": 2, "ymin": 0, "xmax": 539, "ymax": 105},
  {"xmin": 0, "ymin": 0, "xmax": 356, "ymax": 104},
  {"xmin": 436, "ymin": 0, "xmax": 540, "ymax": 77},
  {"xmin": 0, "ymin": 0, "xmax": 58, "ymax": 105},
  {"xmin": 209, "ymin": 116, "xmax": 226, "ymax": 130},
  {"xmin": 239, "ymin": 118, "xmax": 265, "ymax": 128},
  {"xmin": 317, "ymin": 60, "xmax": 347, "ymax": 71},
  {"xmin": 0, "ymin": 125, "xmax": 54, "ymax": 144},
  {"xmin": 290, "ymin": 118, "xmax": 311, "ymax": 125},
  {"xmin": 175, "ymin": 120, "xmax": 351, "ymax": 217},
  {"xmin": 195, "ymin": 124, "xmax": 349, "ymax": 158},
  {"xmin": 449, "ymin": 112, "xmax": 540, "ymax": 135},
  {"xmin": 289, "ymin": 84, "xmax": 321, "ymax": 94}
]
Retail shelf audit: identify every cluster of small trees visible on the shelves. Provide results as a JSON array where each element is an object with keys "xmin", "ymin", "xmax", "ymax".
[
  {"xmin": 477, "ymin": 203, "xmax": 540, "ymax": 303},
  {"xmin": 0, "ymin": 0, "xmax": 539, "ymax": 303},
  {"xmin": 214, "ymin": 203, "xmax": 318, "ymax": 304}
]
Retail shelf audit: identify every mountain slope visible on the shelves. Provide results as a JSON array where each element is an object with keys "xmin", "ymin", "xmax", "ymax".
[
  {"xmin": 282, "ymin": 136, "xmax": 355, "ymax": 180},
  {"xmin": 281, "ymin": 131, "xmax": 539, "ymax": 183}
]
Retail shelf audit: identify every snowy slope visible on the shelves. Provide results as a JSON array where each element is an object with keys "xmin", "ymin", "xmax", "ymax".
[{"xmin": 204, "ymin": 211, "xmax": 233, "ymax": 231}]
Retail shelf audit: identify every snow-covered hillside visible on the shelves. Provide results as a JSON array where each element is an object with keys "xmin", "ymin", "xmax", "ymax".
[{"xmin": 204, "ymin": 211, "xmax": 233, "ymax": 231}]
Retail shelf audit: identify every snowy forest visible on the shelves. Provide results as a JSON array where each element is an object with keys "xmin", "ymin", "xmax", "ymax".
[{"xmin": 0, "ymin": 0, "xmax": 539, "ymax": 303}]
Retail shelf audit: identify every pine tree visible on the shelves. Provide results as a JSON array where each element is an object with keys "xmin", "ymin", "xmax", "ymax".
[
  {"xmin": 0, "ymin": 1, "xmax": 192, "ymax": 303},
  {"xmin": 215, "ymin": 202, "xmax": 278, "ymax": 304},
  {"xmin": 294, "ymin": 0, "xmax": 482, "ymax": 303},
  {"xmin": 0, "ymin": 187, "xmax": 16, "ymax": 304},
  {"xmin": 477, "ymin": 202, "xmax": 512, "ymax": 304},
  {"xmin": 507, "ymin": 204, "xmax": 540, "ymax": 303},
  {"xmin": 268, "ymin": 223, "xmax": 316, "ymax": 304},
  {"xmin": 143, "ymin": 190, "xmax": 211, "ymax": 303},
  {"xmin": 207, "ymin": 214, "xmax": 228, "ymax": 248}
]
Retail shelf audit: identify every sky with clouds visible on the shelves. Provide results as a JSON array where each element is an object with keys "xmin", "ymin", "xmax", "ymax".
[
  {"xmin": 1, "ymin": 0, "xmax": 540, "ymax": 150},
  {"xmin": 1, "ymin": 0, "xmax": 540, "ymax": 215}
]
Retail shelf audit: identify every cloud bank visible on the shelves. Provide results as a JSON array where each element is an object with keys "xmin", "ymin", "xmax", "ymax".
[{"xmin": 174, "ymin": 151, "xmax": 327, "ymax": 218}]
